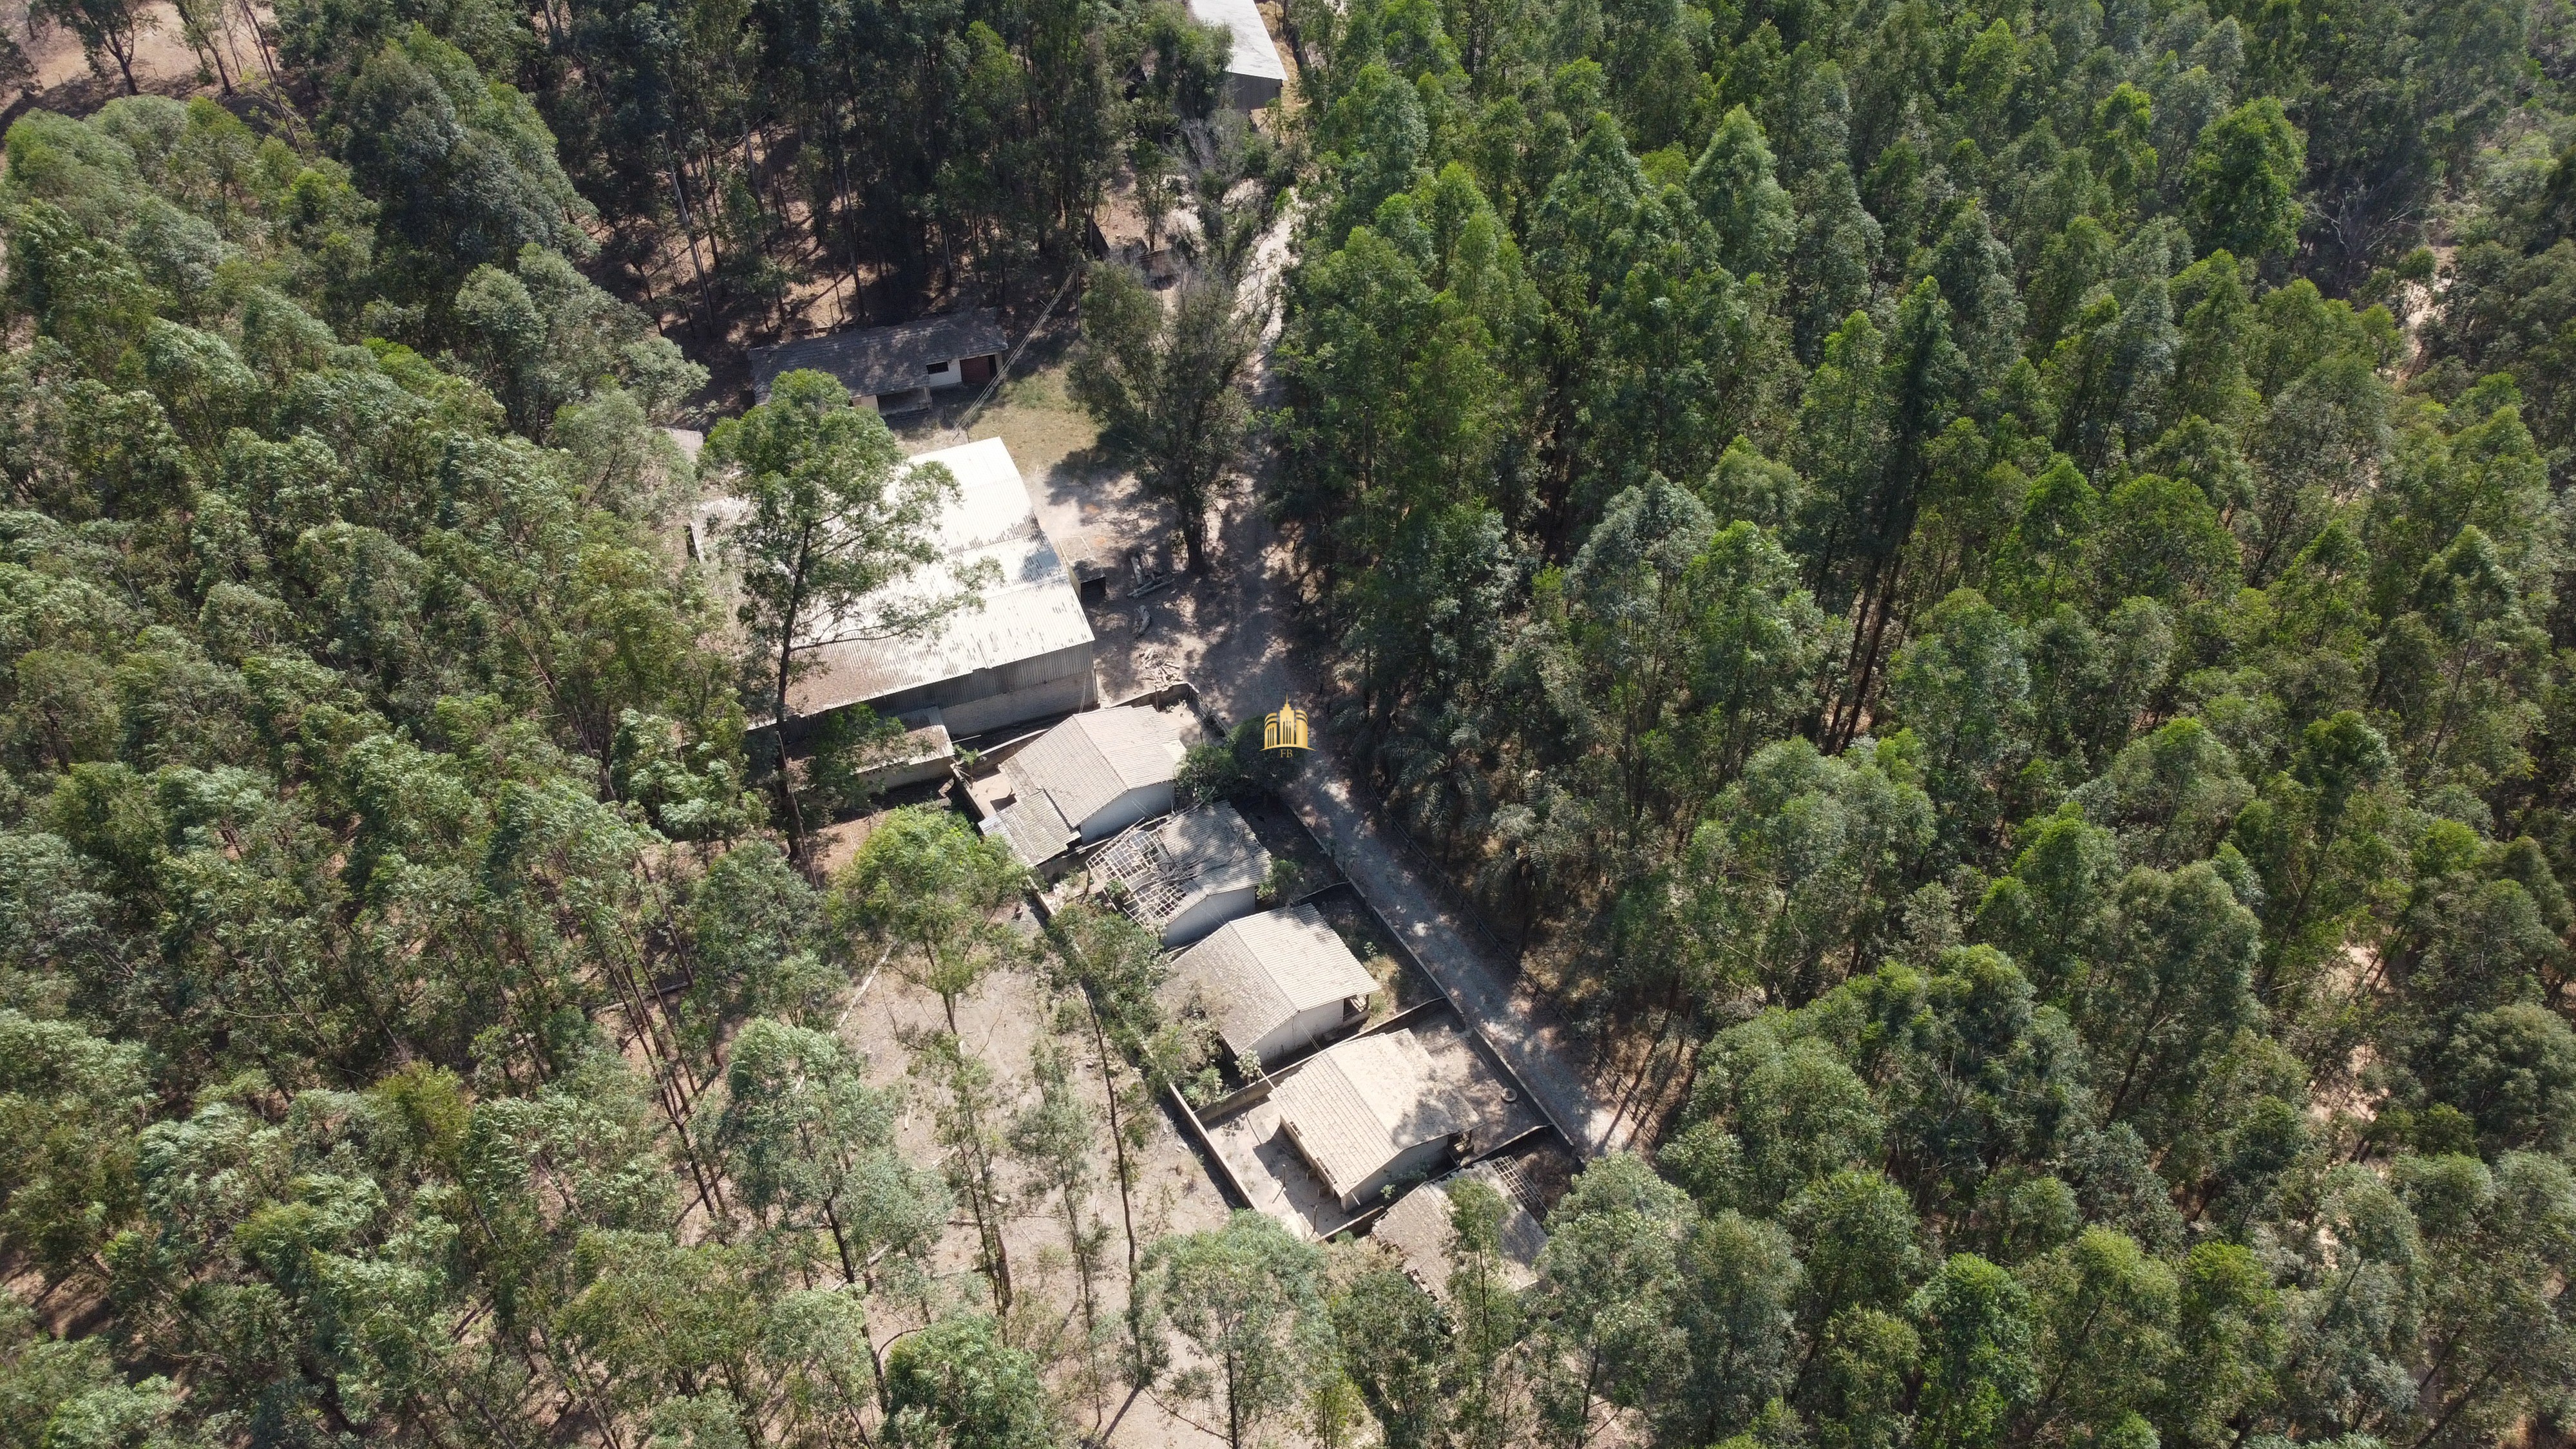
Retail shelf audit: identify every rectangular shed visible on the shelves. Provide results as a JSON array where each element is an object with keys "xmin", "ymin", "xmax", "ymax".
[
  {"xmin": 1273, "ymin": 1030, "xmax": 1477, "ymax": 1210},
  {"xmin": 693, "ymin": 437, "xmax": 1096, "ymax": 744},
  {"xmin": 748, "ymin": 310, "xmax": 1009, "ymax": 412},
  {"xmin": 1185, "ymin": 0, "xmax": 1288, "ymax": 110},
  {"xmin": 1166, "ymin": 902, "xmax": 1375, "ymax": 1066}
]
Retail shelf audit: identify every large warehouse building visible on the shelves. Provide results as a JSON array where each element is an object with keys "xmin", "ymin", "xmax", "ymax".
[{"xmin": 695, "ymin": 436, "xmax": 1096, "ymax": 744}]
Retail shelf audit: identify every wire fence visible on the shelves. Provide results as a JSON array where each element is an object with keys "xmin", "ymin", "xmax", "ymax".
[{"xmin": 955, "ymin": 268, "xmax": 1080, "ymax": 430}]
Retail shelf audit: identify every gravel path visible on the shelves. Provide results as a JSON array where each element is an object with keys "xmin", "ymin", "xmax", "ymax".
[
  {"xmin": 1194, "ymin": 604, "xmax": 1631, "ymax": 1159},
  {"xmin": 1181, "ymin": 203, "xmax": 1628, "ymax": 1157},
  {"xmin": 1272, "ymin": 762, "xmax": 1628, "ymax": 1156}
]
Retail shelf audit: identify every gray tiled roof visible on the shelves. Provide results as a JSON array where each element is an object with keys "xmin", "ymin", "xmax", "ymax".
[
  {"xmin": 1369, "ymin": 1161, "xmax": 1547, "ymax": 1294},
  {"xmin": 1274, "ymin": 1031, "xmax": 1476, "ymax": 1203},
  {"xmin": 749, "ymin": 310, "xmax": 1008, "ymax": 400},
  {"xmin": 1173, "ymin": 904, "xmax": 1373, "ymax": 1058},
  {"xmin": 1000, "ymin": 706, "xmax": 1185, "ymax": 833},
  {"xmin": 993, "ymin": 794, "xmax": 1074, "ymax": 867}
]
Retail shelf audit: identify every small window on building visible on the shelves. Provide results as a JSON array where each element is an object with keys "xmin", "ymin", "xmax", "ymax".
[{"xmin": 926, "ymin": 359, "xmax": 951, "ymax": 374}]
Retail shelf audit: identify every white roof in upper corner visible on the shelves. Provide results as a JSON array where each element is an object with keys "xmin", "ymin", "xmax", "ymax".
[
  {"xmin": 1274, "ymin": 1030, "xmax": 1477, "ymax": 1202},
  {"xmin": 912, "ymin": 437, "xmax": 1056, "ymax": 553},
  {"xmin": 698, "ymin": 437, "xmax": 1095, "ymax": 722},
  {"xmin": 1187, "ymin": 0, "xmax": 1288, "ymax": 82},
  {"xmin": 999, "ymin": 705, "xmax": 1190, "ymax": 834},
  {"xmin": 1174, "ymin": 904, "xmax": 1373, "ymax": 1057}
]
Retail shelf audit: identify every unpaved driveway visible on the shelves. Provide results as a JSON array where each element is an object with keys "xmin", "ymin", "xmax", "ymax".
[
  {"xmin": 908, "ymin": 202, "xmax": 1634, "ymax": 1162},
  {"xmin": 1132, "ymin": 205, "xmax": 1629, "ymax": 1157}
]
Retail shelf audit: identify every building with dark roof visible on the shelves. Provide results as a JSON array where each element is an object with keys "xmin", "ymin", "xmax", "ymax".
[{"xmin": 748, "ymin": 310, "xmax": 1009, "ymax": 412}]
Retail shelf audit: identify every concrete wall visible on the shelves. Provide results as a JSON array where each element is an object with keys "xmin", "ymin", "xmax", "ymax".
[
  {"xmin": 937, "ymin": 670, "xmax": 1094, "ymax": 739},
  {"xmin": 1160, "ymin": 882, "xmax": 1259, "ymax": 949},
  {"xmin": 1252, "ymin": 1000, "xmax": 1358, "ymax": 1070},
  {"xmin": 832, "ymin": 639, "xmax": 1094, "ymax": 744},
  {"xmin": 872, "ymin": 352, "xmax": 998, "ymax": 408},
  {"xmin": 850, "ymin": 720, "xmax": 956, "ymax": 794},
  {"xmin": 1327, "ymin": 1134, "xmax": 1459, "ymax": 1211},
  {"xmin": 1074, "ymin": 780, "xmax": 1175, "ymax": 844},
  {"xmin": 1226, "ymin": 73, "xmax": 1283, "ymax": 110}
]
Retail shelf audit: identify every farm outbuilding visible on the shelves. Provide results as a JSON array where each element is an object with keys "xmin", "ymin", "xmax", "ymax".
[
  {"xmin": 986, "ymin": 704, "xmax": 1197, "ymax": 868},
  {"xmin": 691, "ymin": 437, "xmax": 1096, "ymax": 745},
  {"xmin": 1369, "ymin": 1159, "xmax": 1549, "ymax": 1296},
  {"xmin": 748, "ymin": 310, "xmax": 1009, "ymax": 412},
  {"xmin": 1186, "ymin": 0, "xmax": 1288, "ymax": 109},
  {"xmin": 1272, "ymin": 1029, "xmax": 1478, "ymax": 1210},
  {"xmin": 1094, "ymin": 803, "xmax": 1273, "ymax": 947},
  {"xmin": 1166, "ymin": 903, "xmax": 1373, "ymax": 1066}
]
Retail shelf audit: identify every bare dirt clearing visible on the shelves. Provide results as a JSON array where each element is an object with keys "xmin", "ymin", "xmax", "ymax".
[{"xmin": 830, "ymin": 938, "xmax": 1239, "ymax": 1448}]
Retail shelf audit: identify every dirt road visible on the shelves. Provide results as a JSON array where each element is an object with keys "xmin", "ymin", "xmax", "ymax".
[{"xmin": 1221, "ymin": 209, "xmax": 1627, "ymax": 1155}]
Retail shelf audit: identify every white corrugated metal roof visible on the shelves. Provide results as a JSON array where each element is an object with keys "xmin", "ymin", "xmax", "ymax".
[
  {"xmin": 1174, "ymin": 904, "xmax": 1373, "ymax": 1058},
  {"xmin": 788, "ymin": 531, "xmax": 1091, "ymax": 714},
  {"xmin": 1000, "ymin": 706, "xmax": 1187, "ymax": 831},
  {"xmin": 1187, "ymin": 0, "xmax": 1287, "ymax": 82},
  {"xmin": 1274, "ymin": 1031, "xmax": 1476, "ymax": 1203},
  {"xmin": 698, "ymin": 438, "xmax": 1096, "ymax": 722},
  {"xmin": 916, "ymin": 437, "xmax": 1056, "ymax": 553}
]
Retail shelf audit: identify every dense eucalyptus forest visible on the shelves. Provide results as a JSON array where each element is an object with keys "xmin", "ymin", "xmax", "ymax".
[
  {"xmin": 6, "ymin": 0, "xmax": 2576, "ymax": 1441},
  {"xmin": 1270, "ymin": 0, "xmax": 2576, "ymax": 1441}
]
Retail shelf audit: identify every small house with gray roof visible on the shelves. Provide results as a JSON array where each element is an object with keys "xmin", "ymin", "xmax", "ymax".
[
  {"xmin": 1166, "ymin": 904, "xmax": 1373, "ymax": 1065},
  {"xmin": 989, "ymin": 705, "xmax": 1195, "ymax": 869},
  {"xmin": 749, "ymin": 310, "xmax": 1008, "ymax": 412},
  {"xmin": 1272, "ymin": 1030, "xmax": 1478, "ymax": 1210}
]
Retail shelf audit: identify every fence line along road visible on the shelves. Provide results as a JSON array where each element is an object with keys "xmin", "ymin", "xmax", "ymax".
[{"xmin": 1272, "ymin": 755, "xmax": 1627, "ymax": 1159}]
